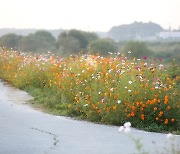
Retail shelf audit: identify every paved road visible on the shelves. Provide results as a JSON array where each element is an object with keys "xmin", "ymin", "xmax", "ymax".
[{"xmin": 0, "ymin": 80, "xmax": 179, "ymax": 154}]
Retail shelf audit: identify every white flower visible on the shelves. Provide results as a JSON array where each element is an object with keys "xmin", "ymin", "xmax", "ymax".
[
  {"xmin": 109, "ymin": 69, "xmax": 113, "ymax": 73},
  {"xmin": 83, "ymin": 104, "xmax": 88, "ymax": 107},
  {"xmin": 128, "ymin": 51, "xmax": 131, "ymax": 54},
  {"xmin": 118, "ymin": 126, "xmax": 124, "ymax": 132},
  {"xmin": 124, "ymin": 122, "xmax": 131, "ymax": 128},
  {"xmin": 128, "ymin": 81, "xmax": 132, "ymax": 84},
  {"xmin": 124, "ymin": 87, "xmax": 127, "ymax": 89},
  {"xmin": 117, "ymin": 52, "xmax": 121, "ymax": 55},
  {"xmin": 117, "ymin": 100, "xmax": 121, "ymax": 104},
  {"xmin": 128, "ymin": 90, "xmax": 132, "ymax": 93},
  {"xmin": 155, "ymin": 86, "xmax": 159, "ymax": 89},
  {"xmin": 110, "ymin": 88, "xmax": 114, "ymax": 92},
  {"xmin": 118, "ymin": 122, "xmax": 132, "ymax": 133},
  {"xmin": 166, "ymin": 133, "xmax": 174, "ymax": 140}
]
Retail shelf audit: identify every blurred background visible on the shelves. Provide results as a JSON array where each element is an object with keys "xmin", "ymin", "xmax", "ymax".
[{"xmin": 0, "ymin": 0, "xmax": 180, "ymax": 63}]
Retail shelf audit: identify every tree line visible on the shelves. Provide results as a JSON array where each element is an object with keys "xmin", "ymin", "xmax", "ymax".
[
  {"xmin": 0, "ymin": 29, "xmax": 119, "ymax": 55},
  {"xmin": 0, "ymin": 29, "xmax": 179, "ymax": 63}
]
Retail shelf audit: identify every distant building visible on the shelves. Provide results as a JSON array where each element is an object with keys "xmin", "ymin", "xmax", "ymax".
[{"xmin": 158, "ymin": 31, "xmax": 180, "ymax": 39}]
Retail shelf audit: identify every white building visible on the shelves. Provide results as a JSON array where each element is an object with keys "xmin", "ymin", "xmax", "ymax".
[{"xmin": 158, "ymin": 31, "xmax": 180, "ymax": 39}]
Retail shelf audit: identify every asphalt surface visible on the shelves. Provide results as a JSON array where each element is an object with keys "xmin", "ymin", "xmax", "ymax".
[{"xmin": 0, "ymin": 80, "xmax": 179, "ymax": 154}]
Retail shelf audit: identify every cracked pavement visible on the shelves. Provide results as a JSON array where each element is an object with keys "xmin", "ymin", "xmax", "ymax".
[{"xmin": 0, "ymin": 80, "xmax": 179, "ymax": 154}]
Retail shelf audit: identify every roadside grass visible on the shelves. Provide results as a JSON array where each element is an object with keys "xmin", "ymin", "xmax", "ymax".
[{"xmin": 0, "ymin": 48, "xmax": 179, "ymax": 133}]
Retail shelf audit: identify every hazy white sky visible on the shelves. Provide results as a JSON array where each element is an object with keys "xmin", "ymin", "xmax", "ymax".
[{"xmin": 0, "ymin": 0, "xmax": 179, "ymax": 31}]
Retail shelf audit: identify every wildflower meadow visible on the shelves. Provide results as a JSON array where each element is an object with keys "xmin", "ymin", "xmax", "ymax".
[{"xmin": 0, "ymin": 48, "xmax": 179, "ymax": 132}]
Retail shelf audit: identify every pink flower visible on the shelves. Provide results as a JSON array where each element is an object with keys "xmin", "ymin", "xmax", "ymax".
[
  {"xmin": 142, "ymin": 56, "xmax": 147, "ymax": 60},
  {"xmin": 101, "ymin": 98, "xmax": 105, "ymax": 103},
  {"xmin": 159, "ymin": 58, "xmax": 162, "ymax": 62}
]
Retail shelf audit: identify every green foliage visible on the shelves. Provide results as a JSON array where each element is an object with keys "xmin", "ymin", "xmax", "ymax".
[
  {"xmin": 88, "ymin": 38, "xmax": 118, "ymax": 55},
  {"xmin": 20, "ymin": 30, "xmax": 56, "ymax": 52},
  {"xmin": 57, "ymin": 29, "xmax": 98, "ymax": 54},
  {"xmin": 123, "ymin": 41, "xmax": 153, "ymax": 58},
  {"xmin": 0, "ymin": 33, "xmax": 21, "ymax": 49},
  {"xmin": 57, "ymin": 32, "xmax": 81, "ymax": 54},
  {"xmin": 148, "ymin": 42, "xmax": 180, "ymax": 64}
]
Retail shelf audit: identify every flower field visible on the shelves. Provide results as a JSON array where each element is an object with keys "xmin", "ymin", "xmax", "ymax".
[{"xmin": 0, "ymin": 48, "xmax": 179, "ymax": 132}]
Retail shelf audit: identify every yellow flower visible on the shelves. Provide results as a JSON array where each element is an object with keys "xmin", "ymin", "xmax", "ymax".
[{"xmin": 67, "ymin": 104, "xmax": 71, "ymax": 108}]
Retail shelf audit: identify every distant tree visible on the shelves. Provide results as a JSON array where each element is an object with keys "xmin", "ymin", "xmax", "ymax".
[
  {"xmin": 88, "ymin": 38, "xmax": 118, "ymax": 55},
  {"xmin": 57, "ymin": 32, "xmax": 81, "ymax": 54},
  {"xmin": 57, "ymin": 30, "xmax": 98, "ymax": 54},
  {"xmin": 123, "ymin": 41, "xmax": 153, "ymax": 58},
  {"xmin": 34, "ymin": 30, "xmax": 56, "ymax": 45},
  {"xmin": 0, "ymin": 33, "xmax": 21, "ymax": 49},
  {"xmin": 20, "ymin": 30, "xmax": 56, "ymax": 52},
  {"xmin": 68, "ymin": 29, "xmax": 88, "ymax": 49}
]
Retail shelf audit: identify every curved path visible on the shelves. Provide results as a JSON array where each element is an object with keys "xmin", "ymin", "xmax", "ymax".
[{"xmin": 0, "ymin": 80, "xmax": 179, "ymax": 154}]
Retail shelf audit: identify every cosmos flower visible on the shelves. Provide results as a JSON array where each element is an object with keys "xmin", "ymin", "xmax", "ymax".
[
  {"xmin": 128, "ymin": 90, "xmax": 132, "ymax": 92},
  {"xmin": 117, "ymin": 100, "xmax": 121, "ymax": 104},
  {"xmin": 128, "ymin": 81, "xmax": 132, "ymax": 84},
  {"xmin": 124, "ymin": 122, "xmax": 131, "ymax": 128}
]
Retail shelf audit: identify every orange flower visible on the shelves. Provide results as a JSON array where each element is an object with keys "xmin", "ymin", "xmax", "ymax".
[
  {"xmin": 127, "ymin": 113, "xmax": 131, "ymax": 118},
  {"xmin": 154, "ymin": 107, "xmax": 157, "ymax": 111},
  {"xmin": 146, "ymin": 100, "xmax": 150, "ymax": 105},
  {"xmin": 140, "ymin": 107, "xmax": 144, "ymax": 111},
  {"xmin": 153, "ymin": 98, "xmax": 157, "ymax": 103},
  {"xmin": 171, "ymin": 118, "xmax": 175, "ymax": 123},
  {"xmin": 165, "ymin": 95, "xmax": 168, "ymax": 99},
  {"xmin": 158, "ymin": 111, "xmax": 163, "ymax": 117},
  {"xmin": 164, "ymin": 100, "xmax": 168, "ymax": 104},
  {"xmin": 154, "ymin": 94, "xmax": 158, "ymax": 98},
  {"xmin": 131, "ymin": 106, "xmax": 136, "ymax": 111},
  {"xmin": 140, "ymin": 102, "xmax": 143, "ymax": 105},
  {"xmin": 131, "ymin": 112, "xmax": 135, "ymax": 117},
  {"xmin": 97, "ymin": 110, "xmax": 101, "ymax": 113},
  {"xmin": 141, "ymin": 114, "xmax": 145, "ymax": 120},
  {"xmin": 112, "ymin": 105, "xmax": 117, "ymax": 111},
  {"xmin": 164, "ymin": 119, "xmax": 168, "ymax": 124},
  {"xmin": 136, "ymin": 102, "xmax": 139, "ymax": 106},
  {"xmin": 159, "ymin": 111, "xmax": 163, "ymax": 115},
  {"xmin": 155, "ymin": 117, "xmax": 159, "ymax": 121},
  {"xmin": 142, "ymin": 104, "xmax": 146, "ymax": 108},
  {"xmin": 167, "ymin": 106, "xmax": 171, "ymax": 110}
]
